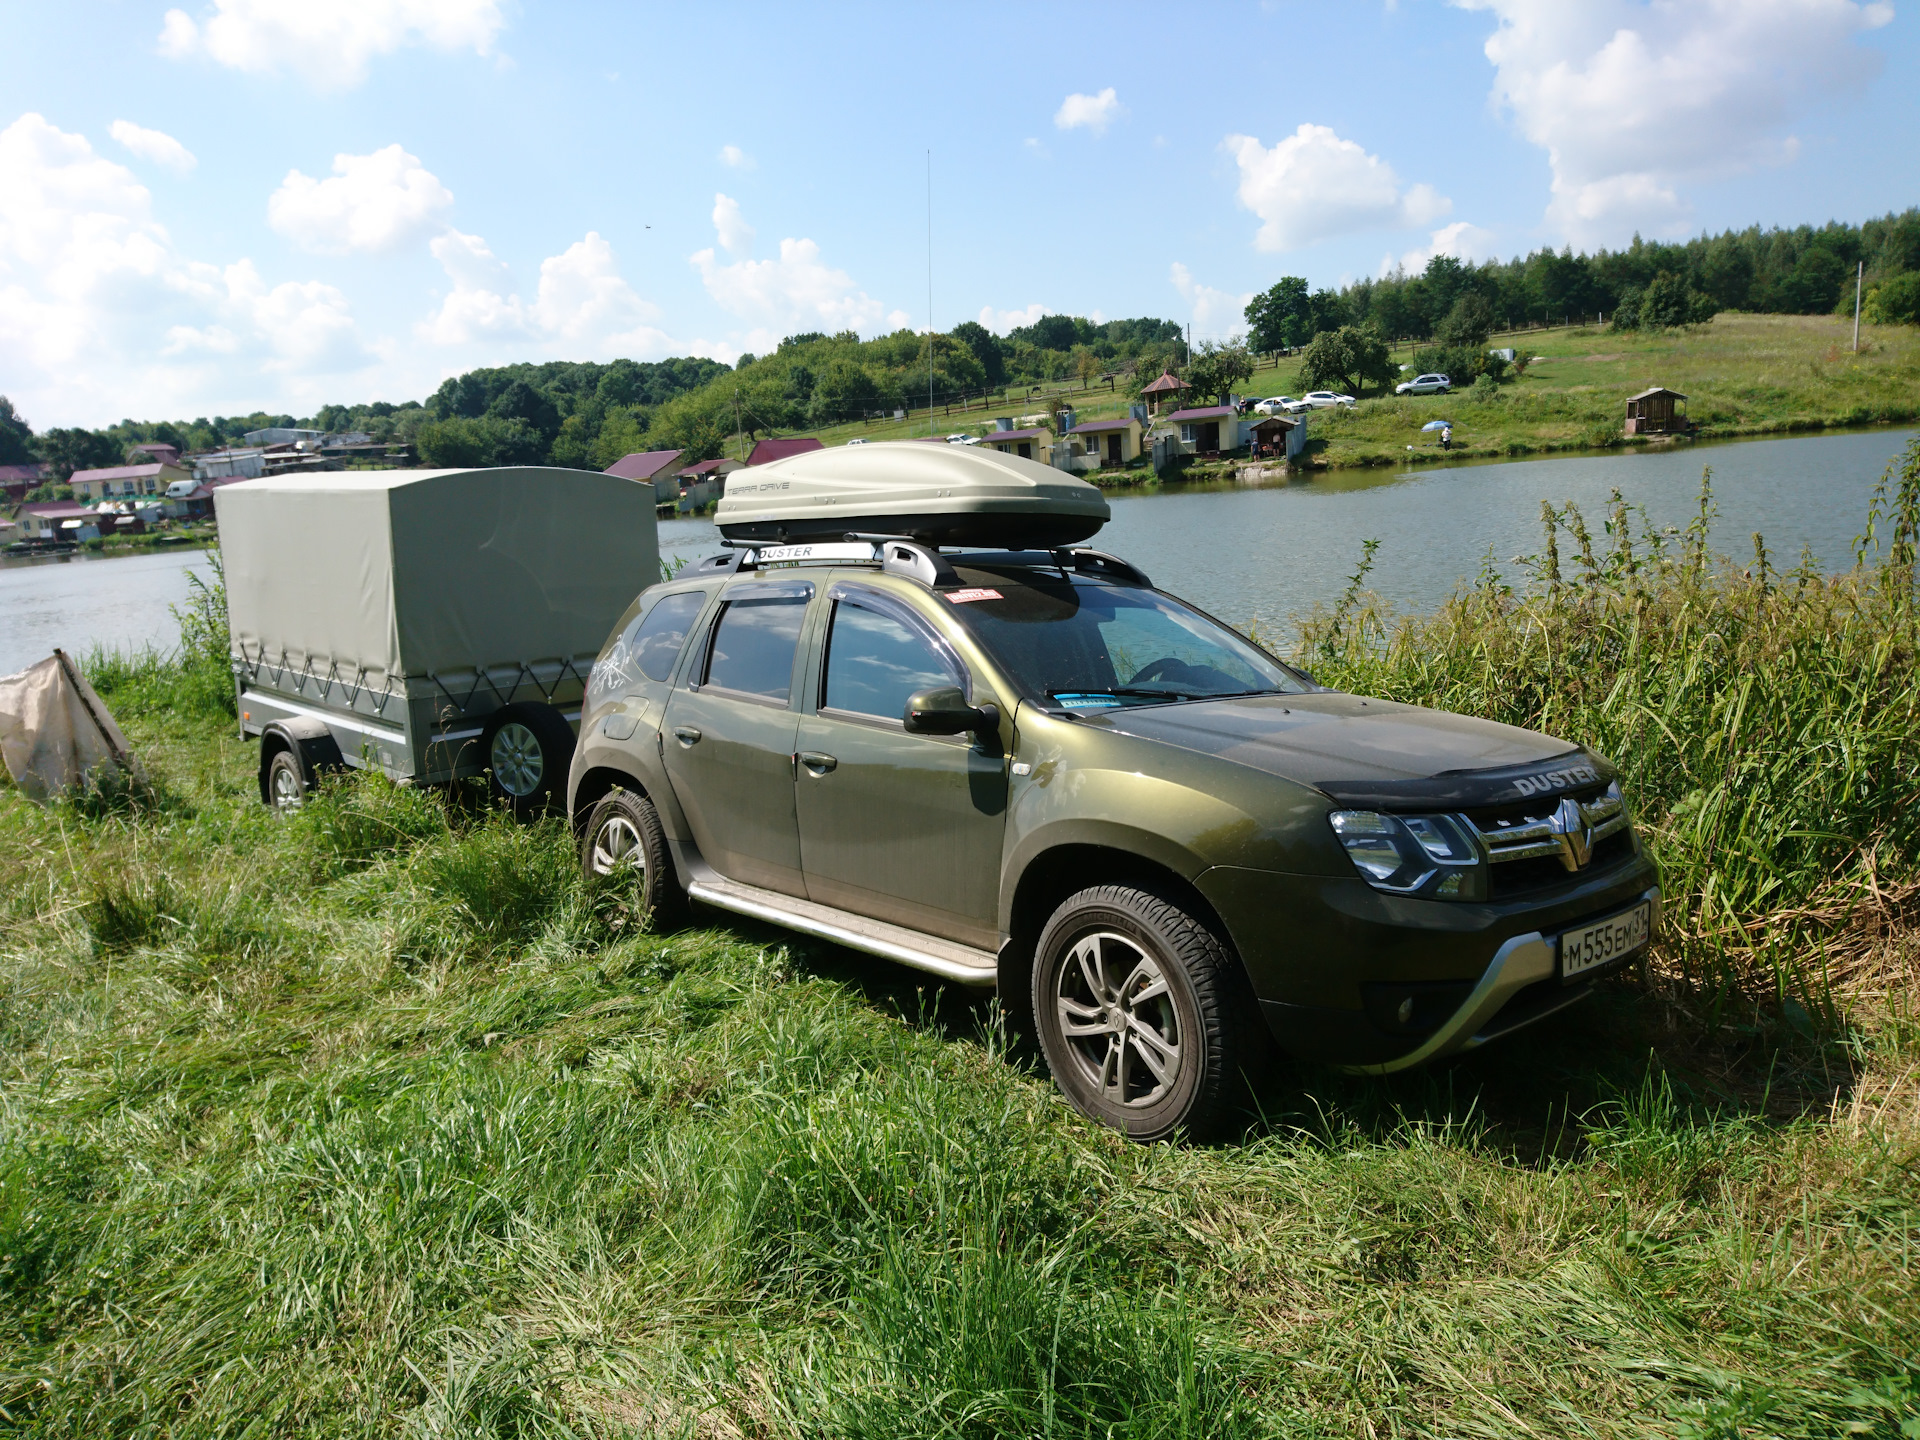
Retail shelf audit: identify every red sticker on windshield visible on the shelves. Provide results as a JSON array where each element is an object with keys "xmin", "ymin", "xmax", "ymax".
[{"xmin": 945, "ymin": 588, "xmax": 1002, "ymax": 603}]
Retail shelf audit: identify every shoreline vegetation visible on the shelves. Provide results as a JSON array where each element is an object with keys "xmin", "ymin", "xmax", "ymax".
[{"xmin": 0, "ymin": 447, "xmax": 1916, "ymax": 1434}]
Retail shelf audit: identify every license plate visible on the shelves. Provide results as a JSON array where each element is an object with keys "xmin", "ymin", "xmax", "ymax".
[{"xmin": 1559, "ymin": 901, "xmax": 1651, "ymax": 982}]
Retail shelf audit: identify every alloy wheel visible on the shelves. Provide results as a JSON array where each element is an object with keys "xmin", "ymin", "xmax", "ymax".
[
  {"xmin": 270, "ymin": 757, "xmax": 303, "ymax": 810},
  {"xmin": 1053, "ymin": 931, "xmax": 1183, "ymax": 1108},
  {"xmin": 589, "ymin": 815, "xmax": 646, "ymax": 877},
  {"xmin": 490, "ymin": 722, "xmax": 544, "ymax": 797}
]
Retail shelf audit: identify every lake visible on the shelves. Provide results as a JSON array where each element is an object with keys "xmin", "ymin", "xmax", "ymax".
[{"xmin": 2, "ymin": 427, "xmax": 1912, "ymax": 677}]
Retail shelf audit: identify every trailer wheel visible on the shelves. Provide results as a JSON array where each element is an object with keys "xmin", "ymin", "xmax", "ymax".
[
  {"xmin": 481, "ymin": 703, "xmax": 575, "ymax": 818},
  {"xmin": 265, "ymin": 749, "xmax": 307, "ymax": 811}
]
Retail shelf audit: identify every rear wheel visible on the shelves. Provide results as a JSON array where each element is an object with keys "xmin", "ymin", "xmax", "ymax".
[
  {"xmin": 1032, "ymin": 884, "xmax": 1254, "ymax": 1142},
  {"xmin": 580, "ymin": 789, "xmax": 686, "ymax": 927},
  {"xmin": 482, "ymin": 703, "xmax": 575, "ymax": 818}
]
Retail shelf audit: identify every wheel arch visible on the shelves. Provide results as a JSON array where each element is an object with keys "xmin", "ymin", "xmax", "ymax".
[
  {"xmin": 257, "ymin": 717, "xmax": 343, "ymax": 804},
  {"xmin": 570, "ymin": 764, "xmax": 651, "ymax": 836},
  {"xmin": 1000, "ymin": 837, "xmax": 1239, "ymax": 1033}
]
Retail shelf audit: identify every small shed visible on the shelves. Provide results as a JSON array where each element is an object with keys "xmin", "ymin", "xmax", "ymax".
[
  {"xmin": 1250, "ymin": 414, "xmax": 1305, "ymax": 461},
  {"xmin": 1138, "ymin": 371, "xmax": 1189, "ymax": 418},
  {"xmin": 1623, "ymin": 387, "xmax": 1689, "ymax": 436},
  {"xmin": 1067, "ymin": 415, "xmax": 1144, "ymax": 467},
  {"xmin": 1163, "ymin": 405, "xmax": 1241, "ymax": 455},
  {"xmin": 977, "ymin": 427, "xmax": 1053, "ymax": 465}
]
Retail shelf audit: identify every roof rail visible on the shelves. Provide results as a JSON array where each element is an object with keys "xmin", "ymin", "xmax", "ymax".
[
  {"xmin": 1054, "ymin": 548, "xmax": 1152, "ymax": 587},
  {"xmin": 691, "ymin": 540, "xmax": 1142, "ymax": 590}
]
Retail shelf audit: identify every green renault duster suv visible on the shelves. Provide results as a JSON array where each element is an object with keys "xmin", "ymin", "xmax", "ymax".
[{"xmin": 568, "ymin": 446, "xmax": 1657, "ymax": 1140}]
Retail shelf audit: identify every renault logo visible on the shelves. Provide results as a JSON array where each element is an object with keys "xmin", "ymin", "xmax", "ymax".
[{"xmin": 1549, "ymin": 796, "xmax": 1593, "ymax": 871}]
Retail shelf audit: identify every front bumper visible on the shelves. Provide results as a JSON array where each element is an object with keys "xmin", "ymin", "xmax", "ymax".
[{"xmin": 1198, "ymin": 853, "xmax": 1660, "ymax": 1067}]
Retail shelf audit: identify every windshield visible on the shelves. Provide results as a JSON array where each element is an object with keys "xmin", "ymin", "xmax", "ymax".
[{"xmin": 944, "ymin": 571, "xmax": 1311, "ymax": 710}]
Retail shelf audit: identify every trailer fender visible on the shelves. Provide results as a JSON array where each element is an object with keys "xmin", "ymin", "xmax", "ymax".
[{"xmin": 258, "ymin": 717, "xmax": 346, "ymax": 804}]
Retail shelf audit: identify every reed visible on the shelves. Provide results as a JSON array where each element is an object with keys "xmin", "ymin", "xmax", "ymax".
[{"xmin": 1298, "ymin": 439, "xmax": 1920, "ymax": 1026}]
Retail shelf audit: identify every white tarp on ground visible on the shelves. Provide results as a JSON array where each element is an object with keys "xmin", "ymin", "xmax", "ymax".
[
  {"xmin": 215, "ymin": 467, "xmax": 660, "ymax": 687},
  {"xmin": 0, "ymin": 653, "xmax": 145, "ymax": 802}
]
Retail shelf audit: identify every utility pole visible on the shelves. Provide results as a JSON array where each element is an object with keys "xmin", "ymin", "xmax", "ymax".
[
  {"xmin": 926, "ymin": 149, "xmax": 934, "ymax": 436},
  {"xmin": 1853, "ymin": 261, "xmax": 1864, "ymax": 353}
]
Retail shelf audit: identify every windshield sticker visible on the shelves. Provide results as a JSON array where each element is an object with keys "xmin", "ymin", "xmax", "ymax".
[
  {"xmin": 945, "ymin": 588, "xmax": 1003, "ymax": 604},
  {"xmin": 1053, "ymin": 693, "xmax": 1123, "ymax": 709}
]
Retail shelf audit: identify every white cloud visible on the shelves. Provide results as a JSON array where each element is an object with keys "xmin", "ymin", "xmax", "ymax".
[
  {"xmin": 1458, "ymin": 0, "xmax": 1892, "ymax": 245},
  {"xmin": 712, "ymin": 193, "xmax": 754, "ymax": 254},
  {"xmin": 1054, "ymin": 88, "xmax": 1123, "ymax": 136},
  {"xmin": 109, "ymin": 120, "xmax": 196, "ymax": 173},
  {"xmin": 157, "ymin": 0, "xmax": 506, "ymax": 89},
  {"xmin": 1169, "ymin": 263, "xmax": 1252, "ymax": 342},
  {"xmin": 267, "ymin": 145, "xmax": 453, "ymax": 254},
  {"xmin": 978, "ymin": 303, "xmax": 1048, "ymax": 335},
  {"xmin": 0, "ymin": 113, "xmax": 372, "ymax": 425},
  {"xmin": 1393, "ymin": 220, "xmax": 1501, "ymax": 274},
  {"xmin": 1226, "ymin": 124, "xmax": 1451, "ymax": 252},
  {"xmin": 690, "ymin": 200, "xmax": 890, "ymax": 343},
  {"xmin": 718, "ymin": 144, "xmax": 753, "ymax": 169},
  {"xmin": 421, "ymin": 228, "xmax": 670, "ymax": 359}
]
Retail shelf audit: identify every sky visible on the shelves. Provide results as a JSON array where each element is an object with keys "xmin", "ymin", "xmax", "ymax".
[{"xmin": 2, "ymin": 0, "xmax": 1915, "ymax": 429}]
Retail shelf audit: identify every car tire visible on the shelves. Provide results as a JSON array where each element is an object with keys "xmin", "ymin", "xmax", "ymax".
[
  {"xmin": 1031, "ymin": 884, "xmax": 1257, "ymax": 1141},
  {"xmin": 481, "ymin": 702, "xmax": 576, "ymax": 819},
  {"xmin": 265, "ymin": 747, "xmax": 307, "ymax": 811},
  {"xmin": 580, "ymin": 788, "xmax": 688, "ymax": 928}
]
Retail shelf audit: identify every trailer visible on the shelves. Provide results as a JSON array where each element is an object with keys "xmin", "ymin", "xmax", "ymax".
[{"xmin": 216, "ymin": 467, "xmax": 658, "ymax": 813}]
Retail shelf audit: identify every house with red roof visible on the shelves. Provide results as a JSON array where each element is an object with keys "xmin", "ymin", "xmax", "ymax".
[
  {"xmin": 0, "ymin": 463, "xmax": 50, "ymax": 502},
  {"xmin": 604, "ymin": 449, "xmax": 685, "ymax": 500},
  {"xmin": 745, "ymin": 437, "xmax": 824, "ymax": 466},
  {"xmin": 12, "ymin": 502, "xmax": 100, "ymax": 543},
  {"xmin": 1066, "ymin": 415, "xmax": 1144, "ymax": 468},
  {"xmin": 1160, "ymin": 405, "xmax": 1243, "ymax": 455}
]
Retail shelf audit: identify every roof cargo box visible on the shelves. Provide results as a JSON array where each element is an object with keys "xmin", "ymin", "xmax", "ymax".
[{"xmin": 714, "ymin": 441, "xmax": 1109, "ymax": 548}]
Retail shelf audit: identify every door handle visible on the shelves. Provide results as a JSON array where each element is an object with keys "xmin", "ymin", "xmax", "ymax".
[
  {"xmin": 798, "ymin": 751, "xmax": 837, "ymax": 774},
  {"xmin": 673, "ymin": 726, "xmax": 702, "ymax": 747}
]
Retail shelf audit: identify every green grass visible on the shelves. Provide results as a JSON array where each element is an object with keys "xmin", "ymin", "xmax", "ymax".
[
  {"xmin": 1310, "ymin": 313, "xmax": 1920, "ymax": 470},
  {"xmin": 1, "ymin": 461, "xmax": 1919, "ymax": 1435}
]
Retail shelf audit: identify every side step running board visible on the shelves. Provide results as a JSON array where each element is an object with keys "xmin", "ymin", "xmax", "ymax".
[{"xmin": 687, "ymin": 877, "xmax": 998, "ymax": 987}]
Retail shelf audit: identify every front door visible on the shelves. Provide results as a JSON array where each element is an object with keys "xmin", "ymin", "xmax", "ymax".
[
  {"xmin": 1106, "ymin": 433, "xmax": 1122, "ymax": 465},
  {"xmin": 1198, "ymin": 420, "xmax": 1220, "ymax": 451},
  {"xmin": 660, "ymin": 582, "xmax": 813, "ymax": 896},
  {"xmin": 794, "ymin": 588, "xmax": 1006, "ymax": 947}
]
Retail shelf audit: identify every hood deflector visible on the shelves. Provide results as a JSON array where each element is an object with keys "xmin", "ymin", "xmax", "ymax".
[{"xmin": 1313, "ymin": 751, "xmax": 1614, "ymax": 811}]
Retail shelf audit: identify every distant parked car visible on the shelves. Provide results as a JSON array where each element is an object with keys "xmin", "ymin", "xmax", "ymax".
[
  {"xmin": 1253, "ymin": 396, "xmax": 1299, "ymax": 416},
  {"xmin": 846, "ymin": 438, "xmax": 869, "ymax": 445},
  {"xmin": 1396, "ymin": 373, "xmax": 1452, "ymax": 396},
  {"xmin": 945, "ymin": 434, "xmax": 973, "ymax": 444},
  {"xmin": 1299, "ymin": 391, "xmax": 1356, "ymax": 410}
]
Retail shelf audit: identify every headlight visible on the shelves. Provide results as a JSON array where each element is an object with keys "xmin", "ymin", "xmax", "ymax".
[{"xmin": 1329, "ymin": 810, "xmax": 1484, "ymax": 899}]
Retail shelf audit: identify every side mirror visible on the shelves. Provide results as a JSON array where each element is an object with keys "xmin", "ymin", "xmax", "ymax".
[{"xmin": 903, "ymin": 686, "xmax": 999, "ymax": 737}]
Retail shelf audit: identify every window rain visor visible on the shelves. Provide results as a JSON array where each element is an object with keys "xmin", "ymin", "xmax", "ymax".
[{"xmin": 945, "ymin": 576, "xmax": 1308, "ymax": 709}]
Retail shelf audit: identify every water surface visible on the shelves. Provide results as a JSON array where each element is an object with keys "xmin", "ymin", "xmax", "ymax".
[{"xmin": 0, "ymin": 547, "xmax": 212, "ymax": 678}]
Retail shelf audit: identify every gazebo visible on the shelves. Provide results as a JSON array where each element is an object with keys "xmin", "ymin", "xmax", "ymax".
[
  {"xmin": 1623, "ymin": 386, "xmax": 1689, "ymax": 436},
  {"xmin": 1139, "ymin": 370, "xmax": 1190, "ymax": 417}
]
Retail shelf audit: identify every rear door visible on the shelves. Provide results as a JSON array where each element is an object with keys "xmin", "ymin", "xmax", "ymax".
[
  {"xmin": 793, "ymin": 585, "xmax": 1006, "ymax": 947},
  {"xmin": 660, "ymin": 580, "xmax": 813, "ymax": 896}
]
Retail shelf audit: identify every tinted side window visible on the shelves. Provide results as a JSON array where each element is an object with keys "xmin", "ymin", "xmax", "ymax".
[
  {"xmin": 824, "ymin": 602, "xmax": 959, "ymax": 720},
  {"xmin": 705, "ymin": 594, "xmax": 809, "ymax": 701},
  {"xmin": 632, "ymin": 590, "xmax": 708, "ymax": 683}
]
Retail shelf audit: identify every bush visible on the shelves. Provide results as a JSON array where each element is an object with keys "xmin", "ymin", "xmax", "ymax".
[
  {"xmin": 1409, "ymin": 343, "xmax": 1507, "ymax": 386},
  {"xmin": 1864, "ymin": 271, "xmax": 1920, "ymax": 326},
  {"xmin": 415, "ymin": 415, "xmax": 547, "ymax": 468}
]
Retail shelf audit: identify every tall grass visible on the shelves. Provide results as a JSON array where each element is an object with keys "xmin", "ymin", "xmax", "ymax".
[
  {"xmin": 0, "ymin": 479, "xmax": 1914, "ymax": 1435},
  {"xmin": 1299, "ymin": 438, "xmax": 1920, "ymax": 1022}
]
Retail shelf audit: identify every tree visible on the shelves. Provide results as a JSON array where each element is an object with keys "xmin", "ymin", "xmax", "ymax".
[
  {"xmin": 37, "ymin": 427, "xmax": 121, "ymax": 482},
  {"xmin": 415, "ymin": 416, "xmax": 546, "ymax": 468},
  {"xmin": 949, "ymin": 321, "xmax": 1007, "ymax": 387},
  {"xmin": 485, "ymin": 379, "xmax": 560, "ymax": 442},
  {"xmin": 0, "ymin": 396, "xmax": 34, "ymax": 465},
  {"xmin": 1435, "ymin": 293, "xmax": 1495, "ymax": 348},
  {"xmin": 1615, "ymin": 272, "xmax": 1718, "ymax": 330},
  {"xmin": 1244, "ymin": 277, "xmax": 1311, "ymax": 352},
  {"xmin": 1296, "ymin": 326, "xmax": 1394, "ymax": 397},
  {"xmin": 1183, "ymin": 340, "xmax": 1255, "ymax": 405}
]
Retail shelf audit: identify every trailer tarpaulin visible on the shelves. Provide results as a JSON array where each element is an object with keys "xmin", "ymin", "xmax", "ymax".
[
  {"xmin": 0, "ymin": 651, "xmax": 146, "ymax": 801},
  {"xmin": 215, "ymin": 468, "xmax": 660, "ymax": 687}
]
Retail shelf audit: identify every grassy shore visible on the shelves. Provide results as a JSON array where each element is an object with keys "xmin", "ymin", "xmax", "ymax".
[{"xmin": 1, "ymin": 453, "xmax": 1917, "ymax": 1436}]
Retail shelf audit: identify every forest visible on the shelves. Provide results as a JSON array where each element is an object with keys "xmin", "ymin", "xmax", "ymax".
[{"xmin": 4, "ymin": 210, "xmax": 1917, "ymax": 481}]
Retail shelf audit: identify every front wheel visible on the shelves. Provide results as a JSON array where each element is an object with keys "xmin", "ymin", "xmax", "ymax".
[
  {"xmin": 580, "ymin": 789, "xmax": 687, "ymax": 927},
  {"xmin": 481, "ymin": 703, "xmax": 575, "ymax": 819},
  {"xmin": 1031, "ymin": 885, "xmax": 1257, "ymax": 1142}
]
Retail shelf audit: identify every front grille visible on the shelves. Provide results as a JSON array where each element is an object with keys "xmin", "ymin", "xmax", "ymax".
[{"xmin": 1467, "ymin": 786, "xmax": 1633, "ymax": 897}]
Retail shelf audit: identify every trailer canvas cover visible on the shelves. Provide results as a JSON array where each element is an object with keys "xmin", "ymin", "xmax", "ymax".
[{"xmin": 217, "ymin": 468, "xmax": 659, "ymax": 687}]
